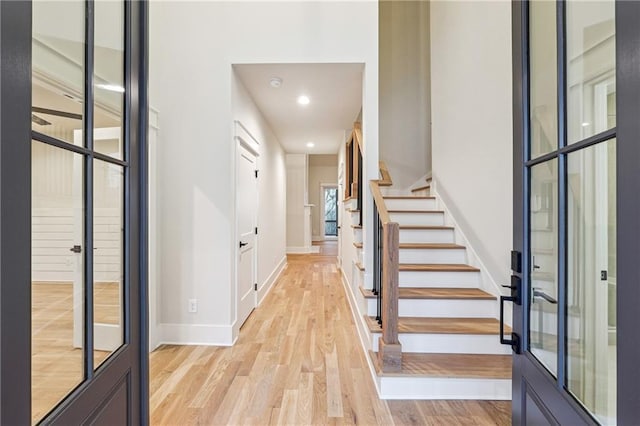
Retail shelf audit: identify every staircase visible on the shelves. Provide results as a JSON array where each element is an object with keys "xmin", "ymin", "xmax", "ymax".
[{"xmin": 352, "ymin": 176, "xmax": 511, "ymax": 399}]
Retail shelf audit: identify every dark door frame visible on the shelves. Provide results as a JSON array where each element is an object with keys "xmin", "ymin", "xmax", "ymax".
[
  {"xmin": 511, "ymin": 0, "xmax": 640, "ymax": 424},
  {"xmin": 0, "ymin": 0, "xmax": 149, "ymax": 424}
]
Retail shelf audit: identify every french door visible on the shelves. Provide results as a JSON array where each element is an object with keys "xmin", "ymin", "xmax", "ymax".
[
  {"xmin": 511, "ymin": 1, "xmax": 640, "ymax": 424},
  {"xmin": 0, "ymin": 0, "xmax": 148, "ymax": 424}
]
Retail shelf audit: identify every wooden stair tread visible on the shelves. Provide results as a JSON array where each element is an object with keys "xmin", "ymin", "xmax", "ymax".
[
  {"xmin": 347, "ymin": 209, "xmax": 360, "ymax": 213},
  {"xmin": 399, "ymin": 243, "xmax": 464, "ymax": 250},
  {"xmin": 388, "ymin": 209, "xmax": 443, "ymax": 214},
  {"xmin": 353, "ymin": 242, "xmax": 363, "ymax": 249},
  {"xmin": 356, "ymin": 262, "xmax": 365, "ymax": 271},
  {"xmin": 369, "ymin": 351, "xmax": 511, "ymax": 379},
  {"xmin": 351, "ymin": 225, "xmax": 362, "ymax": 229},
  {"xmin": 411, "ymin": 185, "xmax": 431, "ymax": 192},
  {"xmin": 360, "ymin": 286, "xmax": 495, "ymax": 300},
  {"xmin": 400, "ymin": 263, "xmax": 480, "ymax": 272},
  {"xmin": 383, "ymin": 196, "xmax": 435, "ymax": 200},
  {"xmin": 365, "ymin": 315, "xmax": 509, "ymax": 335},
  {"xmin": 399, "ymin": 225, "xmax": 454, "ymax": 230}
]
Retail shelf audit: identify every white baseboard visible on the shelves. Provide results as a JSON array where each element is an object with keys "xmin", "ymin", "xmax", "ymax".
[
  {"xmin": 286, "ymin": 246, "xmax": 320, "ymax": 254},
  {"xmin": 158, "ymin": 323, "xmax": 234, "ymax": 347},
  {"xmin": 257, "ymin": 256, "xmax": 287, "ymax": 305},
  {"xmin": 339, "ymin": 265, "xmax": 382, "ymax": 398}
]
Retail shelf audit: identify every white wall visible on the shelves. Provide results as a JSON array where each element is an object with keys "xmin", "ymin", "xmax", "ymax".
[
  {"xmin": 286, "ymin": 154, "xmax": 308, "ymax": 250},
  {"xmin": 430, "ymin": 1, "xmax": 513, "ymax": 289},
  {"xmin": 150, "ymin": 0, "xmax": 379, "ymax": 345},
  {"xmin": 379, "ymin": 0, "xmax": 431, "ymax": 189},
  {"xmin": 308, "ymin": 155, "xmax": 338, "ymax": 240}
]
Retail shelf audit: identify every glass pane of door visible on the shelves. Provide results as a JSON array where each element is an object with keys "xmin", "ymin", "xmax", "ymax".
[
  {"xmin": 324, "ymin": 187, "xmax": 338, "ymax": 236},
  {"xmin": 567, "ymin": 140, "xmax": 617, "ymax": 424},
  {"xmin": 94, "ymin": 0, "xmax": 125, "ymax": 160},
  {"xmin": 567, "ymin": 0, "xmax": 616, "ymax": 144},
  {"xmin": 31, "ymin": 141, "xmax": 85, "ymax": 424},
  {"xmin": 93, "ymin": 159, "xmax": 124, "ymax": 368},
  {"xmin": 529, "ymin": 0, "xmax": 558, "ymax": 159},
  {"xmin": 529, "ymin": 159, "xmax": 558, "ymax": 376},
  {"xmin": 32, "ymin": 0, "xmax": 85, "ymax": 145}
]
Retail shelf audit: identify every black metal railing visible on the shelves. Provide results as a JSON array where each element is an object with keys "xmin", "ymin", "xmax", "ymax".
[{"xmin": 373, "ymin": 201, "xmax": 383, "ymax": 326}]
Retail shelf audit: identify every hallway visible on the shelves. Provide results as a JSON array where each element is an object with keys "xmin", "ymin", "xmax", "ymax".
[{"xmin": 149, "ymin": 252, "xmax": 510, "ymax": 425}]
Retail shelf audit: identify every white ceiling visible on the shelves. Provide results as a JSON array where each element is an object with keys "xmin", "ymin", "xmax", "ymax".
[{"xmin": 234, "ymin": 63, "xmax": 363, "ymax": 154}]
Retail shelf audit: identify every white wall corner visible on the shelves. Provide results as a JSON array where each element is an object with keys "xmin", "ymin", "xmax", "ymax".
[{"xmin": 158, "ymin": 323, "xmax": 236, "ymax": 347}]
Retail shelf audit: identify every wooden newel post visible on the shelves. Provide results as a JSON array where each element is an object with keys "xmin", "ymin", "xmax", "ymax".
[{"xmin": 377, "ymin": 221, "xmax": 402, "ymax": 372}]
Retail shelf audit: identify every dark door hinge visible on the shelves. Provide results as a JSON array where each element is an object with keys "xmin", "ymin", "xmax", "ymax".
[
  {"xmin": 255, "ymin": 170, "xmax": 259, "ymax": 178},
  {"xmin": 255, "ymin": 227, "xmax": 258, "ymax": 235},
  {"xmin": 254, "ymin": 283, "xmax": 258, "ymax": 291}
]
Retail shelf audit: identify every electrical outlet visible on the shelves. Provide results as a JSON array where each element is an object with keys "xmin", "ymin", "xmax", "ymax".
[{"xmin": 188, "ymin": 299, "xmax": 197, "ymax": 313}]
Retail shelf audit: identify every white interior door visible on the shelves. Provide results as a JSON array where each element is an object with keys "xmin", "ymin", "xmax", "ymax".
[{"xmin": 237, "ymin": 144, "xmax": 258, "ymax": 328}]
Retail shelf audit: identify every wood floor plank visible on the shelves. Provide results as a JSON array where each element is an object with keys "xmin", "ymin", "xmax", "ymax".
[{"xmin": 148, "ymin": 250, "xmax": 510, "ymax": 425}]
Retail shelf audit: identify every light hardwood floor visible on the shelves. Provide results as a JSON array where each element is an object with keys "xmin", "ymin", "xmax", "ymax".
[{"xmin": 150, "ymin": 253, "xmax": 510, "ymax": 425}]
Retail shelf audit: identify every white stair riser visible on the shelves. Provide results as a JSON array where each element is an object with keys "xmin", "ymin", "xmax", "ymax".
[
  {"xmin": 411, "ymin": 189, "xmax": 431, "ymax": 196},
  {"xmin": 353, "ymin": 228, "xmax": 362, "ymax": 242},
  {"xmin": 385, "ymin": 198, "xmax": 437, "ymax": 211},
  {"xmin": 378, "ymin": 376, "xmax": 511, "ymax": 400},
  {"xmin": 399, "ymin": 248, "xmax": 466, "ymax": 264},
  {"xmin": 366, "ymin": 298, "xmax": 496, "ymax": 318},
  {"xmin": 399, "ymin": 228, "xmax": 455, "ymax": 244},
  {"xmin": 343, "ymin": 199, "xmax": 357, "ymax": 210},
  {"xmin": 371, "ymin": 332, "xmax": 511, "ymax": 354},
  {"xmin": 399, "ymin": 270, "xmax": 480, "ymax": 287},
  {"xmin": 390, "ymin": 212, "xmax": 444, "ymax": 226}
]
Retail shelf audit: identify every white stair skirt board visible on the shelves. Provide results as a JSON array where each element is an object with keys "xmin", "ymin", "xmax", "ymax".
[
  {"xmin": 399, "ymin": 248, "xmax": 467, "ymax": 264},
  {"xmin": 370, "ymin": 332, "xmax": 512, "ymax": 355},
  {"xmin": 399, "ymin": 228, "xmax": 455, "ymax": 244},
  {"xmin": 377, "ymin": 376, "xmax": 511, "ymax": 400},
  {"xmin": 399, "ymin": 270, "xmax": 481, "ymax": 287},
  {"xmin": 365, "ymin": 298, "xmax": 496, "ymax": 318},
  {"xmin": 384, "ymin": 198, "xmax": 437, "ymax": 211},
  {"xmin": 389, "ymin": 211, "xmax": 444, "ymax": 226}
]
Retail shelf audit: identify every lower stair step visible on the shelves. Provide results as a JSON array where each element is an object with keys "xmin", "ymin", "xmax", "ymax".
[
  {"xmin": 369, "ymin": 351, "xmax": 511, "ymax": 379},
  {"xmin": 400, "ymin": 263, "xmax": 480, "ymax": 272},
  {"xmin": 360, "ymin": 287, "xmax": 495, "ymax": 300},
  {"xmin": 365, "ymin": 316, "xmax": 507, "ymax": 335}
]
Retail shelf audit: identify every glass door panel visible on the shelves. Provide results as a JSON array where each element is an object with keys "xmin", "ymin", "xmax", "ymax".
[
  {"xmin": 567, "ymin": 139, "xmax": 617, "ymax": 424},
  {"xmin": 324, "ymin": 187, "xmax": 338, "ymax": 236},
  {"xmin": 567, "ymin": 0, "xmax": 616, "ymax": 143},
  {"xmin": 93, "ymin": 159, "xmax": 124, "ymax": 369},
  {"xmin": 31, "ymin": 141, "xmax": 85, "ymax": 425},
  {"xmin": 94, "ymin": 0, "xmax": 125, "ymax": 160},
  {"xmin": 31, "ymin": 0, "xmax": 85, "ymax": 146},
  {"xmin": 529, "ymin": 0, "xmax": 558, "ymax": 159},
  {"xmin": 529, "ymin": 160, "xmax": 559, "ymax": 376}
]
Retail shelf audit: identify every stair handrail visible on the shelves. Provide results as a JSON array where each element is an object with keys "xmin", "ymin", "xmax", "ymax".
[{"xmin": 370, "ymin": 161, "xmax": 402, "ymax": 372}]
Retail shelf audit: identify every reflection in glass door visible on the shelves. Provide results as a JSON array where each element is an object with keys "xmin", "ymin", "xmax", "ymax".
[{"xmin": 30, "ymin": 0, "xmax": 127, "ymax": 423}]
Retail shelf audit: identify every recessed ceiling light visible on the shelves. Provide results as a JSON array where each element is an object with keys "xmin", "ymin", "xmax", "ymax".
[
  {"xmin": 270, "ymin": 77, "xmax": 283, "ymax": 88},
  {"xmin": 297, "ymin": 95, "xmax": 310, "ymax": 106},
  {"xmin": 96, "ymin": 83, "xmax": 125, "ymax": 93},
  {"xmin": 306, "ymin": 142, "xmax": 315, "ymax": 148},
  {"xmin": 581, "ymin": 122, "xmax": 590, "ymax": 127}
]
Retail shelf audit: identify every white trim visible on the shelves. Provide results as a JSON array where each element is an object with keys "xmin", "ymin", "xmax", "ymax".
[
  {"xmin": 149, "ymin": 107, "xmax": 160, "ymax": 351},
  {"xmin": 257, "ymin": 256, "xmax": 287, "ymax": 305},
  {"xmin": 159, "ymin": 323, "xmax": 235, "ymax": 346},
  {"xmin": 234, "ymin": 120, "xmax": 260, "ymax": 156},
  {"xmin": 339, "ymin": 265, "xmax": 382, "ymax": 398}
]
